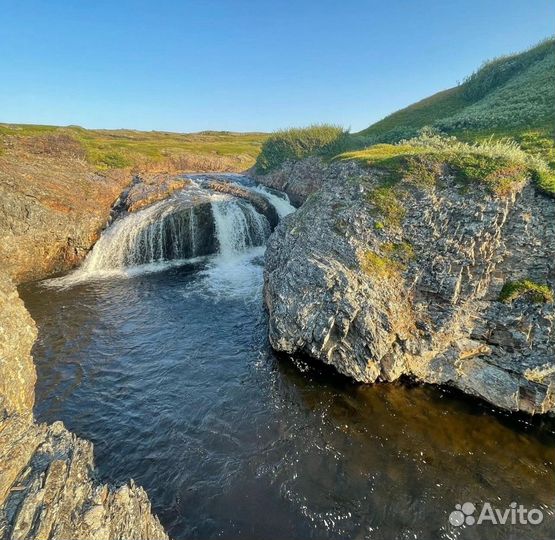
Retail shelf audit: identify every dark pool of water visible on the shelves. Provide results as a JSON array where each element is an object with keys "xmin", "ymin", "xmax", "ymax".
[{"xmin": 20, "ymin": 254, "xmax": 555, "ymax": 540}]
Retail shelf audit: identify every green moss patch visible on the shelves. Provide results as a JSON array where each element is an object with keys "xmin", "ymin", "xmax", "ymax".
[
  {"xmin": 499, "ymin": 279, "xmax": 554, "ymax": 303},
  {"xmin": 360, "ymin": 250, "xmax": 403, "ymax": 278},
  {"xmin": 366, "ymin": 186, "xmax": 406, "ymax": 227},
  {"xmin": 360, "ymin": 242, "xmax": 414, "ymax": 279},
  {"xmin": 382, "ymin": 241, "xmax": 415, "ymax": 264}
]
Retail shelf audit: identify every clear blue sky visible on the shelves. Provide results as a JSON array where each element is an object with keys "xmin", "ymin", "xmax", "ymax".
[{"xmin": 1, "ymin": 0, "xmax": 552, "ymax": 133}]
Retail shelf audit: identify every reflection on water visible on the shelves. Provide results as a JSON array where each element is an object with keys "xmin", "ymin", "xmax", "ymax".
[{"xmin": 20, "ymin": 254, "xmax": 555, "ymax": 540}]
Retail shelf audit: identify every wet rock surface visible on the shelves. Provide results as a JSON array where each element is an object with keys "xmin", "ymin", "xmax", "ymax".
[
  {"xmin": 123, "ymin": 174, "xmax": 191, "ymax": 213},
  {"xmin": 202, "ymin": 179, "xmax": 279, "ymax": 228},
  {"xmin": 255, "ymin": 157, "xmax": 328, "ymax": 207},
  {"xmin": 264, "ymin": 158, "xmax": 555, "ymax": 414}
]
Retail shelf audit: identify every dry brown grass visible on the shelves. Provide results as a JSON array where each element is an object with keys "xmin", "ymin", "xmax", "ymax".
[{"xmin": 5, "ymin": 133, "xmax": 87, "ymax": 160}]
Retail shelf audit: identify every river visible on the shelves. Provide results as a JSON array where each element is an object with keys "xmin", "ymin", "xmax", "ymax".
[{"xmin": 20, "ymin": 176, "xmax": 555, "ymax": 539}]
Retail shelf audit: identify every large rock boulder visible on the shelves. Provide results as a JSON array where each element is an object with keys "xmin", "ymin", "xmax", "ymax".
[{"xmin": 264, "ymin": 159, "xmax": 555, "ymax": 414}]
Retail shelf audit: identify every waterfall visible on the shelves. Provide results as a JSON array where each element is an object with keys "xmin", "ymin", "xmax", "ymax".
[
  {"xmin": 74, "ymin": 194, "xmax": 270, "ymax": 275},
  {"xmin": 189, "ymin": 207, "xmax": 197, "ymax": 256},
  {"xmin": 84, "ymin": 198, "xmax": 270, "ymax": 272},
  {"xmin": 44, "ymin": 177, "xmax": 291, "ymax": 288},
  {"xmin": 82, "ymin": 200, "xmax": 205, "ymax": 272},
  {"xmin": 211, "ymin": 199, "xmax": 270, "ymax": 260},
  {"xmin": 250, "ymin": 185, "xmax": 295, "ymax": 218}
]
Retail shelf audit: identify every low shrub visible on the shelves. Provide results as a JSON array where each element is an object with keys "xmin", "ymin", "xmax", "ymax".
[
  {"xmin": 337, "ymin": 131, "xmax": 545, "ymax": 197},
  {"xmin": 93, "ymin": 151, "xmax": 131, "ymax": 169},
  {"xmin": 533, "ymin": 168, "xmax": 555, "ymax": 198},
  {"xmin": 255, "ymin": 124, "xmax": 348, "ymax": 173},
  {"xmin": 357, "ymin": 39, "xmax": 555, "ymax": 149}
]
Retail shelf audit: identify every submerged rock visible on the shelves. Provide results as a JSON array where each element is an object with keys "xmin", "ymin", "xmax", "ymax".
[{"xmin": 264, "ymin": 158, "xmax": 555, "ymax": 415}]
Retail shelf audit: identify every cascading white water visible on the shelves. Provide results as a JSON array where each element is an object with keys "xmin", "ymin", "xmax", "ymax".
[
  {"xmin": 249, "ymin": 185, "xmax": 295, "ymax": 218},
  {"xmin": 211, "ymin": 199, "xmax": 270, "ymax": 260},
  {"xmin": 45, "ymin": 178, "xmax": 293, "ymax": 288},
  {"xmin": 189, "ymin": 207, "xmax": 197, "ymax": 256},
  {"xmin": 82, "ymin": 199, "xmax": 201, "ymax": 272}
]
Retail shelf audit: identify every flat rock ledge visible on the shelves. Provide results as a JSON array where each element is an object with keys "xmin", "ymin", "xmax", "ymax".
[{"xmin": 263, "ymin": 158, "xmax": 555, "ymax": 415}]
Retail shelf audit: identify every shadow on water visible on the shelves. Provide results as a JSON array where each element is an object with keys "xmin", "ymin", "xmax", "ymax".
[{"xmin": 19, "ymin": 260, "xmax": 555, "ymax": 540}]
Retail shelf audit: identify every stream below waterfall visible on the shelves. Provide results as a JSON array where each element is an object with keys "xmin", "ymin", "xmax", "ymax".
[{"xmin": 20, "ymin": 176, "xmax": 555, "ymax": 540}]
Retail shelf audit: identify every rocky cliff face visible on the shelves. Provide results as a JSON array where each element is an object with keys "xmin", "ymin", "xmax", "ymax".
[
  {"xmin": 0, "ymin": 147, "xmax": 130, "ymax": 283},
  {"xmin": 263, "ymin": 158, "xmax": 555, "ymax": 415},
  {"xmin": 0, "ymin": 274, "xmax": 37, "ymax": 418},
  {"xmin": 0, "ymin": 143, "xmax": 168, "ymax": 539}
]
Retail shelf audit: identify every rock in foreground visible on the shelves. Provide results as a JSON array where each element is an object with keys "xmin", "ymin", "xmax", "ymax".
[
  {"xmin": 0, "ymin": 136, "xmax": 169, "ymax": 539},
  {"xmin": 0, "ymin": 274, "xmax": 168, "ymax": 540},
  {"xmin": 0, "ymin": 417, "xmax": 168, "ymax": 540},
  {"xmin": 264, "ymin": 159, "xmax": 555, "ymax": 415}
]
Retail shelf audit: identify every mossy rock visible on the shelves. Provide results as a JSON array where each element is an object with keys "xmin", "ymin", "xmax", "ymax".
[{"xmin": 499, "ymin": 279, "xmax": 554, "ymax": 303}]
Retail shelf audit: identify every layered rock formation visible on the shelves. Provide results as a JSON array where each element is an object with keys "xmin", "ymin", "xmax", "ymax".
[
  {"xmin": 201, "ymin": 179, "xmax": 279, "ymax": 228},
  {"xmin": 123, "ymin": 174, "xmax": 191, "ymax": 214},
  {"xmin": 262, "ymin": 158, "xmax": 555, "ymax": 415},
  {"xmin": 0, "ymin": 142, "xmax": 168, "ymax": 539},
  {"xmin": 0, "ymin": 147, "xmax": 130, "ymax": 284}
]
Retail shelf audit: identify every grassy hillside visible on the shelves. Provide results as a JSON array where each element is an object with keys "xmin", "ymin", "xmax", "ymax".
[
  {"xmin": 358, "ymin": 39, "xmax": 555, "ymax": 156},
  {"xmin": 0, "ymin": 123, "xmax": 267, "ymax": 172},
  {"xmin": 256, "ymin": 38, "xmax": 555, "ymax": 195}
]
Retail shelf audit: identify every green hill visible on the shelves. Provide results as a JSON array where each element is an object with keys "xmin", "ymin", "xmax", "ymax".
[{"xmin": 359, "ymin": 38, "xmax": 555, "ymax": 153}]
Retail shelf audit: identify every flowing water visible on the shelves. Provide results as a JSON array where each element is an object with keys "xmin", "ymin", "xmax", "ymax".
[{"xmin": 20, "ymin": 178, "xmax": 555, "ymax": 540}]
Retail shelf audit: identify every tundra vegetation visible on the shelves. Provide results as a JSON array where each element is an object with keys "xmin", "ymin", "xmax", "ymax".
[
  {"xmin": 255, "ymin": 39, "xmax": 555, "ymax": 196},
  {"xmin": 0, "ymin": 123, "xmax": 267, "ymax": 172}
]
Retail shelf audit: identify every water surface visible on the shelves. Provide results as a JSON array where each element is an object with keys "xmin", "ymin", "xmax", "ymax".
[{"xmin": 21, "ymin": 250, "xmax": 555, "ymax": 540}]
